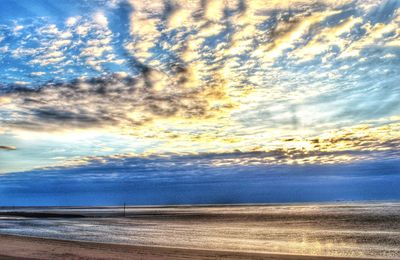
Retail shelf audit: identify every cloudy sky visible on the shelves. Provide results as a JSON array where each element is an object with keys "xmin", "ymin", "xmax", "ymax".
[{"xmin": 0, "ymin": 0, "xmax": 399, "ymax": 205}]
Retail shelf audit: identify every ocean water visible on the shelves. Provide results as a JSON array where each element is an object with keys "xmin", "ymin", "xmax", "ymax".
[{"xmin": 0, "ymin": 203, "xmax": 400, "ymax": 258}]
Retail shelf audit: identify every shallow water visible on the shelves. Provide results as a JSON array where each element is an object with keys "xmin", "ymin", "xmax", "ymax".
[{"xmin": 0, "ymin": 203, "xmax": 400, "ymax": 258}]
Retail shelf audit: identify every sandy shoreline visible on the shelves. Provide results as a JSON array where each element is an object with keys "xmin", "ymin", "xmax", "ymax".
[{"xmin": 0, "ymin": 234, "xmax": 383, "ymax": 260}]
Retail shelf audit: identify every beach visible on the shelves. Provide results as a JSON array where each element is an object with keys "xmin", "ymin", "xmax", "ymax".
[
  {"xmin": 0, "ymin": 234, "xmax": 379, "ymax": 260},
  {"xmin": 0, "ymin": 203, "xmax": 399, "ymax": 259}
]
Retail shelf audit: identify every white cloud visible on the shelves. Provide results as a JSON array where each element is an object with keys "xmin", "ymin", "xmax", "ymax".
[
  {"xmin": 93, "ymin": 12, "xmax": 108, "ymax": 27},
  {"xmin": 66, "ymin": 17, "xmax": 78, "ymax": 27}
]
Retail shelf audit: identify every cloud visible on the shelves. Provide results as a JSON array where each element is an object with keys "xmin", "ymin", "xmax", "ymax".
[
  {"xmin": 93, "ymin": 12, "xmax": 109, "ymax": 27},
  {"xmin": 252, "ymin": 10, "xmax": 340, "ymax": 63},
  {"xmin": 29, "ymin": 140, "xmax": 398, "ymax": 190},
  {"xmin": 0, "ymin": 64, "xmax": 233, "ymax": 132},
  {"xmin": 293, "ymin": 16, "xmax": 363, "ymax": 62},
  {"xmin": 339, "ymin": 11, "xmax": 400, "ymax": 58},
  {"xmin": 66, "ymin": 17, "xmax": 78, "ymax": 27},
  {"xmin": 0, "ymin": 145, "xmax": 16, "ymax": 150},
  {"xmin": 29, "ymin": 117, "xmax": 398, "ymax": 171}
]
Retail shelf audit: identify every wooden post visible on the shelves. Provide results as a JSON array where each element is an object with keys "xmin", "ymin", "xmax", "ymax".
[{"xmin": 123, "ymin": 203, "xmax": 126, "ymax": 217}]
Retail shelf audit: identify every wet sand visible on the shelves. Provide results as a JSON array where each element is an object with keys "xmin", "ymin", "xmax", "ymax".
[{"xmin": 0, "ymin": 234, "xmax": 378, "ymax": 260}]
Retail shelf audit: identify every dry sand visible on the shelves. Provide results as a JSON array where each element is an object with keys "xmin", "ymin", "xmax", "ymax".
[{"xmin": 0, "ymin": 234, "xmax": 380, "ymax": 260}]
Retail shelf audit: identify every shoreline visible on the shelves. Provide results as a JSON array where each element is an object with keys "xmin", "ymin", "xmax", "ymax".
[
  {"xmin": 1, "ymin": 200, "xmax": 398, "ymax": 209},
  {"xmin": 0, "ymin": 234, "xmax": 385, "ymax": 260}
]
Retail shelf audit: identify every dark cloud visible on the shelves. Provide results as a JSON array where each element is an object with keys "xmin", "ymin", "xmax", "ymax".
[
  {"xmin": 0, "ymin": 145, "xmax": 16, "ymax": 150},
  {"xmin": 1, "ymin": 153, "xmax": 400, "ymax": 206},
  {"xmin": 1, "ymin": 65, "xmax": 230, "ymax": 131},
  {"xmin": 39, "ymin": 139, "xmax": 400, "ymax": 173}
]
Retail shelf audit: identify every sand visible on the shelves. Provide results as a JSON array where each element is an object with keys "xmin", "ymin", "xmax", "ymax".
[{"xmin": 0, "ymin": 234, "xmax": 380, "ymax": 260}]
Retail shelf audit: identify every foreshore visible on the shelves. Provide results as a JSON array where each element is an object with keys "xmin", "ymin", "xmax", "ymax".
[{"xmin": 0, "ymin": 234, "xmax": 379, "ymax": 260}]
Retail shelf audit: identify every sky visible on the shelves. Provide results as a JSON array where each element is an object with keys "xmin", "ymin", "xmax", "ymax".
[{"xmin": 0, "ymin": 0, "xmax": 399, "ymax": 205}]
